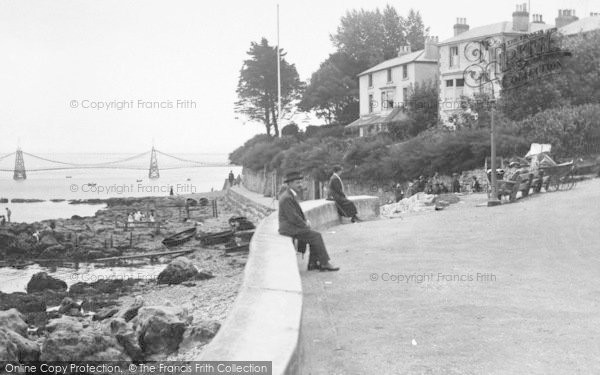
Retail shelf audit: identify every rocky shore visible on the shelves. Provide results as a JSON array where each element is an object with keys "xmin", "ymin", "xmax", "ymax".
[{"xmin": 0, "ymin": 191, "xmax": 254, "ymax": 363}]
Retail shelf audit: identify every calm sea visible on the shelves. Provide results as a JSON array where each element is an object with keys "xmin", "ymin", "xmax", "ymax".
[{"xmin": 0, "ymin": 153, "xmax": 241, "ymax": 222}]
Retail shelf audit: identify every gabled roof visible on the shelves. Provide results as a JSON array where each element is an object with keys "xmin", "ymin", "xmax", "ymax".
[
  {"xmin": 559, "ymin": 16, "xmax": 600, "ymax": 35},
  {"xmin": 440, "ymin": 21, "xmax": 554, "ymax": 45},
  {"xmin": 358, "ymin": 50, "xmax": 437, "ymax": 77}
]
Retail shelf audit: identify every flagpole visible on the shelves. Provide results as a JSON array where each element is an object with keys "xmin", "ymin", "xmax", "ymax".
[{"xmin": 277, "ymin": 4, "xmax": 282, "ymax": 136}]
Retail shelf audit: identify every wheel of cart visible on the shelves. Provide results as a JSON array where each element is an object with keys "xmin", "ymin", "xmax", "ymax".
[
  {"xmin": 540, "ymin": 161, "xmax": 576, "ymax": 192},
  {"xmin": 559, "ymin": 170, "xmax": 576, "ymax": 190}
]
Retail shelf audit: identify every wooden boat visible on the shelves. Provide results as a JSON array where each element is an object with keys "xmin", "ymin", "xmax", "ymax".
[
  {"xmin": 225, "ymin": 243, "xmax": 250, "ymax": 253},
  {"xmin": 198, "ymin": 229, "xmax": 234, "ymax": 246},
  {"xmin": 162, "ymin": 227, "xmax": 197, "ymax": 247}
]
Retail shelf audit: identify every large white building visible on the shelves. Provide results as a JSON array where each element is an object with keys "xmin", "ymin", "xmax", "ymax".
[
  {"xmin": 438, "ymin": 5, "xmax": 600, "ymax": 124},
  {"xmin": 346, "ymin": 38, "xmax": 439, "ymax": 137},
  {"xmin": 345, "ymin": 4, "xmax": 600, "ymax": 134}
]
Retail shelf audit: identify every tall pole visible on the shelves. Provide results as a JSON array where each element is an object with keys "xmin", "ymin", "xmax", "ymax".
[
  {"xmin": 276, "ymin": 4, "xmax": 282, "ymax": 135},
  {"xmin": 488, "ymin": 101, "xmax": 500, "ymax": 206}
]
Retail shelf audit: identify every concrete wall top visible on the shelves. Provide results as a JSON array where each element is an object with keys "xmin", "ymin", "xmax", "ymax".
[{"xmin": 199, "ymin": 195, "xmax": 380, "ymax": 374}]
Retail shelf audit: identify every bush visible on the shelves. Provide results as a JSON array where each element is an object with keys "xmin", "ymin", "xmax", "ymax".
[
  {"xmin": 515, "ymin": 103, "xmax": 600, "ymax": 157},
  {"xmin": 386, "ymin": 130, "xmax": 529, "ymax": 180}
]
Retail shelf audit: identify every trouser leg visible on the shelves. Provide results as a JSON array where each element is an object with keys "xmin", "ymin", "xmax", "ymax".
[{"xmin": 295, "ymin": 230, "xmax": 330, "ymax": 265}]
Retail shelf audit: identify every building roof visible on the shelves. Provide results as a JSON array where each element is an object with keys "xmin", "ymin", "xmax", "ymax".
[
  {"xmin": 345, "ymin": 107, "xmax": 409, "ymax": 128},
  {"xmin": 358, "ymin": 50, "xmax": 437, "ymax": 77},
  {"xmin": 439, "ymin": 21, "xmax": 554, "ymax": 45},
  {"xmin": 559, "ymin": 16, "xmax": 600, "ymax": 35}
]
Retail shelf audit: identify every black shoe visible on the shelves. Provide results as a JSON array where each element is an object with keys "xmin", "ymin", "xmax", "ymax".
[
  {"xmin": 307, "ymin": 263, "xmax": 320, "ymax": 271},
  {"xmin": 320, "ymin": 263, "xmax": 340, "ymax": 272}
]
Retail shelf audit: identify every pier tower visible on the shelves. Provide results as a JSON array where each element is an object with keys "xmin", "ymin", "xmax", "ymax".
[
  {"xmin": 149, "ymin": 147, "xmax": 160, "ymax": 179},
  {"xmin": 13, "ymin": 148, "xmax": 26, "ymax": 180}
]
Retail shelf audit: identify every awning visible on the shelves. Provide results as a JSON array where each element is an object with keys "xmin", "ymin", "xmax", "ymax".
[{"xmin": 346, "ymin": 108, "xmax": 409, "ymax": 128}]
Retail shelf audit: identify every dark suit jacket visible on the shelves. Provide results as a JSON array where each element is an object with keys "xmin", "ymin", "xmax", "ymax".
[
  {"xmin": 327, "ymin": 174, "xmax": 346, "ymax": 200},
  {"xmin": 278, "ymin": 188, "xmax": 310, "ymax": 236}
]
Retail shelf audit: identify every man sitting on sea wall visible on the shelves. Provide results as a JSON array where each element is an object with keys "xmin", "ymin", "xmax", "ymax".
[{"xmin": 278, "ymin": 171, "xmax": 339, "ymax": 272}]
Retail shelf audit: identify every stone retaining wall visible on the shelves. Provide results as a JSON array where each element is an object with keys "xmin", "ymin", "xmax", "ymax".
[
  {"xmin": 199, "ymin": 195, "xmax": 380, "ymax": 374},
  {"xmin": 223, "ymin": 188, "xmax": 275, "ymax": 223}
]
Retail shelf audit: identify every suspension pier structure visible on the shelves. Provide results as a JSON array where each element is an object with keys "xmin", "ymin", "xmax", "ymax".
[
  {"xmin": 13, "ymin": 148, "xmax": 26, "ymax": 180},
  {"xmin": 148, "ymin": 147, "xmax": 160, "ymax": 179},
  {"xmin": 0, "ymin": 147, "xmax": 228, "ymax": 179}
]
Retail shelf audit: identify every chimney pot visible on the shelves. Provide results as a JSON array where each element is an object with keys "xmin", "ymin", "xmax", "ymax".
[{"xmin": 512, "ymin": 3, "xmax": 530, "ymax": 32}]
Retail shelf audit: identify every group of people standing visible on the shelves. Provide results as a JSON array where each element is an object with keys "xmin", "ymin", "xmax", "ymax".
[
  {"xmin": 406, "ymin": 173, "xmax": 481, "ymax": 197},
  {"xmin": 127, "ymin": 209, "xmax": 155, "ymax": 223}
]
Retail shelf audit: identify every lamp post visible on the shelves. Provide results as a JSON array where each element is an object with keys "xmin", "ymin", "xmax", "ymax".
[{"xmin": 487, "ymin": 102, "xmax": 501, "ymax": 206}]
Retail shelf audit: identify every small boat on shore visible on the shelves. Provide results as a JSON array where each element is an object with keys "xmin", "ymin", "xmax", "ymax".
[
  {"xmin": 162, "ymin": 227, "xmax": 197, "ymax": 247},
  {"xmin": 198, "ymin": 229, "xmax": 234, "ymax": 246}
]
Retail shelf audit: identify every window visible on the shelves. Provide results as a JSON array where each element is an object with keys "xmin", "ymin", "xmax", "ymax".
[
  {"xmin": 381, "ymin": 90, "xmax": 395, "ymax": 110},
  {"xmin": 368, "ymin": 94, "xmax": 374, "ymax": 113},
  {"xmin": 387, "ymin": 69, "xmax": 392, "ymax": 83},
  {"xmin": 450, "ymin": 46, "xmax": 459, "ymax": 68},
  {"xmin": 402, "ymin": 65, "xmax": 408, "ymax": 79},
  {"xmin": 368, "ymin": 74, "xmax": 373, "ymax": 87},
  {"xmin": 402, "ymin": 87, "xmax": 408, "ymax": 103},
  {"xmin": 446, "ymin": 79, "xmax": 454, "ymax": 87},
  {"xmin": 456, "ymin": 79, "xmax": 465, "ymax": 87}
]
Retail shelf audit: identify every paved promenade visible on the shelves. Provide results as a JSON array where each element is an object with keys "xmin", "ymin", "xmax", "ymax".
[{"xmin": 299, "ymin": 179, "xmax": 600, "ymax": 374}]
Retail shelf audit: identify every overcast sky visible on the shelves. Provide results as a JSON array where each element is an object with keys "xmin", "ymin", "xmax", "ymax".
[{"xmin": 0, "ymin": 0, "xmax": 594, "ymax": 154}]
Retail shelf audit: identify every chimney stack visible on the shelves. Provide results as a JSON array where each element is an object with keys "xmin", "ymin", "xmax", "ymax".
[
  {"xmin": 424, "ymin": 36, "xmax": 439, "ymax": 60},
  {"xmin": 397, "ymin": 45, "xmax": 412, "ymax": 57},
  {"xmin": 512, "ymin": 3, "xmax": 530, "ymax": 32},
  {"xmin": 532, "ymin": 14, "xmax": 544, "ymax": 24},
  {"xmin": 556, "ymin": 9, "xmax": 579, "ymax": 28},
  {"xmin": 453, "ymin": 18, "xmax": 469, "ymax": 36}
]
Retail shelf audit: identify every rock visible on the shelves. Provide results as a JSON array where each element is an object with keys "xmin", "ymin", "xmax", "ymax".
[
  {"xmin": 116, "ymin": 331, "xmax": 144, "ymax": 361},
  {"xmin": 39, "ymin": 234, "xmax": 59, "ymax": 248},
  {"xmin": 0, "ymin": 309, "xmax": 40, "ymax": 361},
  {"xmin": 36, "ymin": 289, "xmax": 68, "ymax": 307},
  {"xmin": 45, "ymin": 316, "xmax": 84, "ymax": 333},
  {"xmin": 0, "ymin": 309, "xmax": 28, "ymax": 337},
  {"xmin": 93, "ymin": 307, "xmax": 118, "ymax": 321},
  {"xmin": 26, "ymin": 272, "xmax": 67, "ymax": 294},
  {"xmin": 0, "ymin": 329, "xmax": 18, "ymax": 361},
  {"xmin": 39, "ymin": 244, "xmax": 66, "ymax": 259},
  {"xmin": 180, "ymin": 321, "xmax": 221, "ymax": 349},
  {"xmin": 132, "ymin": 306, "xmax": 190, "ymax": 355},
  {"xmin": 0, "ymin": 327, "xmax": 40, "ymax": 362},
  {"xmin": 86, "ymin": 250, "xmax": 105, "ymax": 259},
  {"xmin": 40, "ymin": 322, "xmax": 130, "ymax": 361},
  {"xmin": 197, "ymin": 271, "xmax": 215, "ymax": 280},
  {"xmin": 70, "ymin": 279, "xmax": 140, "ymax": 296},
  {"xmin": 58, "ymin": 297, "xmax": 81, "ymax": 317},
  {"xmin": 157, "ymin": 257, "xmax": 199, "ymax": 285},
  {"xmin": 116, "ymin": 297, "xmax": 144, "ymax": 322},
  {"xmin": 109, "ymin": 318, "xmax": 131, "ymax": 335},
  {"xmin": 0, "ymin": 292, "xmax": 46, "ymax": 313}
]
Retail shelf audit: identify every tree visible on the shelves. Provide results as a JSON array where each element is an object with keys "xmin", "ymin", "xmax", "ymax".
[
  {"xmin": 389, "ymin": 80, "xmax": 439, "ymax": 139},
  {"xmin": 403, "ymin": 10, "xmax": 429, "ymax": 51},
  {"xmin": 235, "ymin": 38, "xmax": 304, "ymax": 137},
  {"xmin": 298, "ymin": 52, "xmax": 361, "ymax": 124},
  {"xmin": 497, "ymin": 30, "xmax": 600, "ymax": 121},
  {"xmin": 281, "ymin": 123, "xmax": 300, "ymax": 137},
  {"xmin": 330, "ymin": 9, "xmax": 387, "ymax": 70}
]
